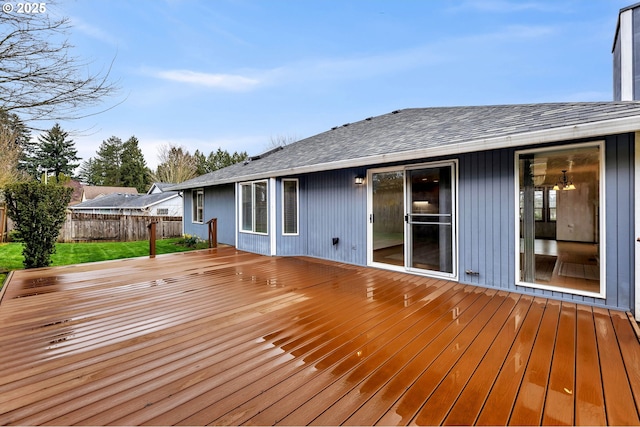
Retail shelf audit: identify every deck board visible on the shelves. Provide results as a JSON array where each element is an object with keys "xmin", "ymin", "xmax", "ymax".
[{"xmin": 0, "ymin": 247, "xmax": 638, "ymax": 426}]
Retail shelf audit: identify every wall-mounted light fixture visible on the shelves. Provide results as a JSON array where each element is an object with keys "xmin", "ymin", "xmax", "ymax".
[{"xmin": 354, "ymin": 175, "xmax": 365, "ymax": 185}]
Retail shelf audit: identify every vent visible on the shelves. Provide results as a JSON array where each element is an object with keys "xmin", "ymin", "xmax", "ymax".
[
  {"xmin": 391, "ymin": 110, "xmax": 400, "ymax": 114},
  {"xmin": 365, "ymin": 117, "xmax": 373, "ymax": 121}
]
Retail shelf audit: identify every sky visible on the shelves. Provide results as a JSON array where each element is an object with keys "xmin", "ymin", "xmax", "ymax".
[{"xmin": 39, "ymin": 0, "xmax": 634, "ymax": 169}]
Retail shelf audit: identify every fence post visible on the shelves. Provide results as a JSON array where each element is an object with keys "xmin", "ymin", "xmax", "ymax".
[
  {"xmin": 148, "ymin": 221, "xmax": 157, "ymax": 257},
  {"xmin": 207, "ymin": 218, "xmax": 217, "ymax": 248}
]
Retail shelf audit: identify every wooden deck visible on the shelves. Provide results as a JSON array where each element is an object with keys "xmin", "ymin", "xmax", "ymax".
[{"xmin": 0, "ymin": 246, "xmax": 639, "ymax": 426}]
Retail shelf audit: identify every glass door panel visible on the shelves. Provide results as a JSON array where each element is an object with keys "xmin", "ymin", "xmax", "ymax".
[
  {"xmin": 371, "ymin": 170, "xmax": 405, "ymax": 266},
  {"xmin": 407, "ymin": 166, "xmax": 454, "ymax": 274}
]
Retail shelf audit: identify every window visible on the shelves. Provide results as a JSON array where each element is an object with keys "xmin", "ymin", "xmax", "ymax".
[
  {"xmin": 241, "ymin": 181, "xmax": 268, "ymax": 234},
  {"xmin": 282, "ymin": 179, "xmax": 298, "ymax": 235},
  {"xmin": 192, "ymin": 189, "xmax": 203, "ymax": 223},
  {"xmin": 516, "ymin": 143, "xmax": 603, "ymax": 297},
  {"xmin": 156, "ymin": 208, "xmax": 169, "ymax": 216},
  {"xmin": 519, "ymin": 188, "xmax": 557, "ymax": 222}
]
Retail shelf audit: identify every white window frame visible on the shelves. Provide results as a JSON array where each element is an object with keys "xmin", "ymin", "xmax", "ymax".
[
  {"xmin": 192, "ymin": 189, "xmax": 204, "ymax": 224},
  {"xmin": 240, "ymin": 180, "xmax": 269, "ymax": 235},
  {"xmin": 514, "ymin": 141, "xmax": 606, "ymax": 299},
  {"xmin": 282, "ymin": 179, "xmax": 299, "ymax": 236}
]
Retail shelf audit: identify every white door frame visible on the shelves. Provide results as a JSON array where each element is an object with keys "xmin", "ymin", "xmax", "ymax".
[
  {"xmin": 635, "ymin": 133, "xmax": 640, "ymax": 320},
  {"xmin": 366, "ymin": 160, "xmax": 459, "ymax": 281}
]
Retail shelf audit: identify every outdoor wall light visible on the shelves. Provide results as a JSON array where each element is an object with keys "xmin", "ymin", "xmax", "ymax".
[{"xmin": 354, "ymin": 175, "xmax": 365, "ymax": 185}]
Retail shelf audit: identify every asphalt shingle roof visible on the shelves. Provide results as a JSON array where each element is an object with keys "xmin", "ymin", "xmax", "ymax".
[
  {"xmin": 71, "ymin": 191, "xmax": 180, "ymax": 210},
  {"xmin": 171, "ymin": 102, "xmax": 640, "ymax": 190}
]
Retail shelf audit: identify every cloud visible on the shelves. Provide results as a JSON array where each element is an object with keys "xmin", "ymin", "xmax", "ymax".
[
  {"xmin": 70, "ymin": 16, "xmax": 120, "ymax": 46},
  {"xmin": 152, "ymin": 69, "xmax": 261, "ymax": 91}
]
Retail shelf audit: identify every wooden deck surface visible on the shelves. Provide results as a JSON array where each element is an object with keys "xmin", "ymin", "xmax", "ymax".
[{"xmin": 0, "ymin": 246, "xmax": 639, "ymax": 426}]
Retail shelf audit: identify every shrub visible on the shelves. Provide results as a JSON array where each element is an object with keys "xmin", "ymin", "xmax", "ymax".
[
  {"xmin": 179, "ymin": 234, "xmax": 203, "ymax": 248},
  {"xmin": 4, "ymin": 181, "xmax": 73, "ymax": 268}
]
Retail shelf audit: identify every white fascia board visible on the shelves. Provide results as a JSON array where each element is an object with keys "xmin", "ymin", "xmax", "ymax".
[
  {"xmin": 185, "ymin": 115, "xmax": 640, "ymax": 187},
  {"xmin": 141, "ymin": 194, "xmax": 181, "ymax": 209}
]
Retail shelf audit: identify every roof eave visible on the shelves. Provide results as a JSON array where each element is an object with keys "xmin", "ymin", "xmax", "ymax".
[{"xmin": 171, "ymin": 115, "xmax": 640, "ymax": 190}]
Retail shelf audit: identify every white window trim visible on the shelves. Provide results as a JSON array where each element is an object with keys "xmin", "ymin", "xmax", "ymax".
[
  {"xmin": 239, "ymin": 180, "xmax": 269, "ymax": 235},
  {"xmin": 192, "ymin": 188, "xmax": 204, "ymax": 224},
  {"xmin": 281, "ymin": 178, "xmax": 300, "ymax": 236},
  {"xmin": 514, "ymin": 141, "xmax": 606, "ymax": 299}
]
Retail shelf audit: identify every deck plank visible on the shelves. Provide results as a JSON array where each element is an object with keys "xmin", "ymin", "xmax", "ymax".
[
  {"xmin": 541, "ymin": 302, "xmax": 576, "ymax": 426},
  {"xmin": 409, "ymin": 292, "xmax": 523, "ymax": 426},
  {"xmin": 0, "ymin": 248, "xmax": 638, "ymax": 426},
  {"xmin": 341, "ymin": 288, "xmax": 496, "ymax": 426},
  {"xmin": 574, "ymin": 304, "xmax": 606, "ymax": 425},
  {"xmin": 593, "ymin": 307, "xmax": 640, "ymax": 425},
  {"xmin": 472, "ymin": 298, "xmax": 548, "ymax": 426},
  {"xmin": 439, "ymin": 295, "xmax": 535, "ymax": 426}
]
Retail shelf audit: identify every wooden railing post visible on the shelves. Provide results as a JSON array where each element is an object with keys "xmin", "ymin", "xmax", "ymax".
[
  {"xmin": 148, "ymin": 221, "xmax": 157, "ymax": 258},
  {"xmin": 206, "ymin": 218, "xmax": 218, "ymax": 248}
]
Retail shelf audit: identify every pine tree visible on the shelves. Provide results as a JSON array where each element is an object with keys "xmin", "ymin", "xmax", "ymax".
[
  {"xmin": 36, "ymin": 123, "xmax": 80, "ymax": 180},
  {"xmin": 77, "ymin": 158, "xmax": 100, "ymax": 185},
  {"xmin": 93, "ymin": 136, "xmax": 124, "ymax": 186},
  {"xmin": 121, "ymin": 136, "xmax": 150, "ymax": 192}
]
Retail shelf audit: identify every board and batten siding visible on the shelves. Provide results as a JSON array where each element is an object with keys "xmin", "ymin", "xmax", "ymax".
[
  {"xmin": 458, "ymin": 148, "xmax": 516, "ymax": 291},
  {"xmin": 604, "ymin": 133, "xmax": 635, "ymax": 310},
  {"xmin": 303, "ymin": 168, "xmax": 367, "ymax": 265},
  {"xmin": 458, "ymin": 135, "xmax": 635, "ymax": 311},
  {"xmin": 183, "ymin": 184, "xmax": 236, "ymax": 245}
]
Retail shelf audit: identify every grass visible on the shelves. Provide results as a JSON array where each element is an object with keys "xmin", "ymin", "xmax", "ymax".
[{"xmin": 0, "ymin": 238, "xmax": 210, "ymax": 286}]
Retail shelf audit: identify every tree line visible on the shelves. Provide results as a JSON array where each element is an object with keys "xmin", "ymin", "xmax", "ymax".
[{"xmin": 1, "ymin": 110, "xmax": 248, "ymax": 193}]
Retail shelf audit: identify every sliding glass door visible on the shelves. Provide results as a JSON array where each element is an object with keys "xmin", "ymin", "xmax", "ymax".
[{"xmin": 369, "ymin": 162, "xmax": 457, "ymax": 279}]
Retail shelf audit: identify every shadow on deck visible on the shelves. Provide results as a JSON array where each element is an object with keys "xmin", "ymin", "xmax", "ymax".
[{"xmin": 0, "ymin": 247, "xmax": 639, "ymax": 425}]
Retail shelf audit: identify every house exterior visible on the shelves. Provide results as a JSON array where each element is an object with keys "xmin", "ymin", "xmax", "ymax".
[
  {"xmin": 71, "ymin": 184, "xmax": 182, "ymax": 216},
  {"xmin": 171, "ymin": 6, "xmax": 640, "ymax": 318},
  {"xmin": 81, "ymin": 185, "xmax": 138, "ymax": 202},
  {"xmin": 171, "ymin": 103, "xmax": 640, "ymax": 317}
]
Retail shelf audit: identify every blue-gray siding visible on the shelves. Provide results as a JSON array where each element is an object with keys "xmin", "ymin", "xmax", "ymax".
[
  {"xmin": 183, "ymin": 185, "xmax": 235, "ymax": 245},
  {"xmin": 196, "ymin": 135, "xmax": 635, "ymax": 312},
  {"xmin": 635, "ymin": 7, "xmax": 640, "ymax": 100},
  {"xmin": 458, "ymin": 135, "xmax": 634, "ymax": 311},
  {"xmin": 304, "ymin": 169, "xmax": 367, "ymax": 264}
]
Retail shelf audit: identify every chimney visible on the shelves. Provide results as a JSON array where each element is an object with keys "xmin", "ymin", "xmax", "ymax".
[{"xmin": 613, "ymin": 3, "xmax": 640, "ymax": 100}]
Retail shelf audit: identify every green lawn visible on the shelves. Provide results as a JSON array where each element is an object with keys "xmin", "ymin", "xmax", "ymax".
[{"xmin": 0, "ymin": 238, "xmax": 209, "ymax": 286}]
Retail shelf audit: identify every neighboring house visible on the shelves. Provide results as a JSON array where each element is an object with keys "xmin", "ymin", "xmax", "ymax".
[
  {"xmin": 147, "ymin": 182, "xmax": 176, "ymax": 195},
  {"xmin": 65, "ymin": 180, "xmax": 84, "ymax": 206},
  {"xmin": 71, "ymin": 185, "xmax": 182, "ymax": 216},
  {"xmin": 171, "ymin": 5, "xmax": 640, "ymax": 318},
  {"xmin": 81, "ymin": 185, "xmax": 138, "ymax": 202}
]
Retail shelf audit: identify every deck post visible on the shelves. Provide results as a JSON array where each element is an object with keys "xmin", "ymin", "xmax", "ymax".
[
  {"xmin": 207, "ymin": 218, "xmax": 217, "ymax": 248},
  {"xmin": 148, "ymin": 221, "xmax": 157, "ymax": 258}
]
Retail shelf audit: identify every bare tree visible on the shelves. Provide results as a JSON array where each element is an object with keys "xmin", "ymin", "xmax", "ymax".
[
  {"xmin": 151, "ymin": 143, "xmax": 198, "ymax": 184},
  {"xmin": 0, "ymin": 123, "xmax": 26, "ymax": 188},
  {"xmin": 267, "ymin": 134, "xmax": 297, "ymax": 150},
  {"xmin": 0, "ymin": 2, "xmax": 118, "ymax": 123}
]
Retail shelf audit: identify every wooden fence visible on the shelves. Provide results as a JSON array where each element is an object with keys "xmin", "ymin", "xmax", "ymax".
[{"xmin": 57, "ymin": 212, "xmax": 183, "ymax": 243}]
